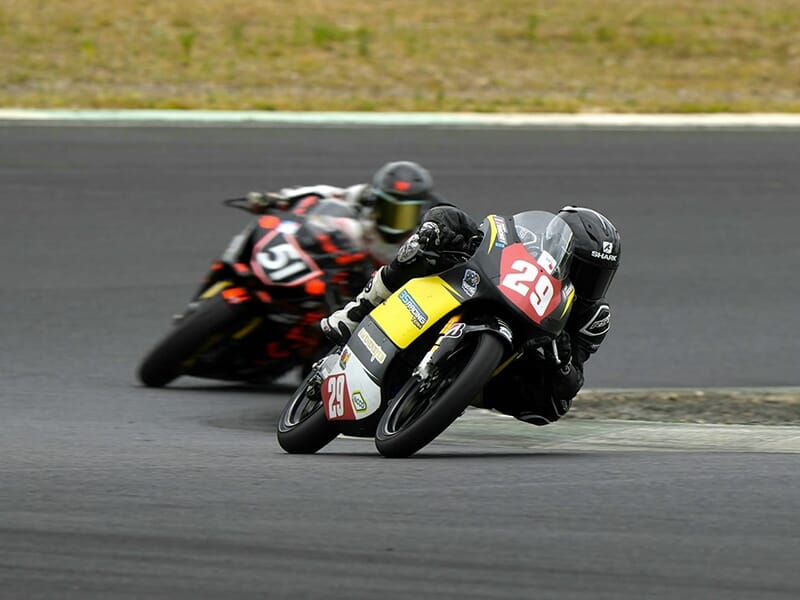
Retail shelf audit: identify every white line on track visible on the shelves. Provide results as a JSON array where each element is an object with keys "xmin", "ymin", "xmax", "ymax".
[{"xmin": 2, "ymin": 109, "xmax": 800, "ymax": 128}]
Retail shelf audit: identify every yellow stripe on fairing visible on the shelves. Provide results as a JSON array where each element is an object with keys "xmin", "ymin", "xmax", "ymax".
[
  {"xmin": 492, "ymin": 352, "xmax": 520, "ymax": 376},
  {"xmin": 233, "ymin": 317, "xmax": 263, "ymax": 340},
  {"xmin": 200, "ymin": 280, "xmax": 233, "ymax": 299},
  {"xmin": 371, "ymin": 276, "xmax": 463, "ymax": 349},
  {"xmin": 561, "ymin": 286, "xmax": 576, "ymax": 318},
  {"xmin": 486, "ymin": 214, "xmax": 498, "ymax": 251},
  {"xmin": 439, "ymin": 279, "xmax": 464, "ymax": 301}
]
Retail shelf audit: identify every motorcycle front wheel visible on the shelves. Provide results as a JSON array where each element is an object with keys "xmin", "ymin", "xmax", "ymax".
[
  {"xmin": 137, "ymin": 295, "xmax": 244, "ymax": 387},
  {"xmin": 277, "ymin": 368, "xmax": 338, "ymax": 454},
  {"xmin": 375, "ymin": 332, "xmax": 504, "ymax": 458}
]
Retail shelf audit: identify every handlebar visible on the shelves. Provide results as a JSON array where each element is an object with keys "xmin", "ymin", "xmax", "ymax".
[
  {"xmin": 419, "ymin": 248, "xmax": 474, "ymax": 263},
  {"xmin": 222, "ymin": 197, "xmax": 254, "ymax": 213}
]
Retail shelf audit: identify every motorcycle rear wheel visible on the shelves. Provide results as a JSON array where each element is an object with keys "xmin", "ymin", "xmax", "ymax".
[
  {"xmin": 277, "ymin": 369, "xmax": 338, "ymax": 454},
  {"xmin": 137, "ymin": 295, "xmax": 244, "ymax": 387},
  {"xmin": 375, "ymin": 332, "xmax": 504, "ymax": 458}
]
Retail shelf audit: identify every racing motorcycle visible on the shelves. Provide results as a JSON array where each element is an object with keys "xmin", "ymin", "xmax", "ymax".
[
  {"xmin": 137, "ymin": 197, "xmax": 372, "ymax": 387},
  {"xmin": 277, "ymin": 210, "xmax": 577, "ymax": 458}
]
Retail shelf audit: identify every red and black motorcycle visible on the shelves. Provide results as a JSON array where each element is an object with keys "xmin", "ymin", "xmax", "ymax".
[{"xmin": 137, "ymin": 197, "xmax": 373, "ymax": 387}]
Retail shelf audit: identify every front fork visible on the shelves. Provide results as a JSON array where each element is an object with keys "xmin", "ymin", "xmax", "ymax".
[{"xmin": 413, "ymin": 314, "xmax": 515, "ymax": 383}]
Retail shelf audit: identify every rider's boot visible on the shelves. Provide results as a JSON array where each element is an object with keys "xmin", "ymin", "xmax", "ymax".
[{"xmin": 320, "ymin": 267, "xmax": 392, "ymax": 344}]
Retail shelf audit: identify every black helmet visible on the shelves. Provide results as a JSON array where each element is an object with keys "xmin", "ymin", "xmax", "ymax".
[
  {"xmin": 557, "ymin": 206, "xmax": 621, "ymax": 301},
  {"xmin": 367, "ymin": 161, "xmax": 434, "ymax": 239}
]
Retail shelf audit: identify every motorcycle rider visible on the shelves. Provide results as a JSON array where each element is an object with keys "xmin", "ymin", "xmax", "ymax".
[
  {"xmin": 320, "ymin": 204, "xmax": 621, "ymax": 426},
  {"xmin": 244, "ymin": 160, "xmax": 446, "ymax": 266}
]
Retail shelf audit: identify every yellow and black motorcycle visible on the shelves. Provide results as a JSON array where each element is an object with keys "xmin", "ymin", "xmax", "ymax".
[{"xmin": 277, "ymin": 210, "xmax": 577, "ymax": 458}]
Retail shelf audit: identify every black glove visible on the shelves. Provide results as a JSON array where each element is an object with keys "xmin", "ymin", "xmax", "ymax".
[
  {"xmin": 542, "ymin": 331, "xmax": 572, "ymax": 371},
  {"xmin": 417, "ymin": 221, "xmax": 466, "ymax": 251}
]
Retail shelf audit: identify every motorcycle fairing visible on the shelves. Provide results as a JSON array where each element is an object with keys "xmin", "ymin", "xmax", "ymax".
[
  {"xmin": 497, "ymin": 242, "xmax": 564, "ymax": 324},
  {"xmin": 475, "ymin": 214, "xmax": 576, "ymax": 335},
  {"xmin": 321, "ymin": 338, "xmax": 386, "ymax": 421},
  {"xmin": 346, "ymin": 317, "xmax": 396, "ymax": 381},
  {"xmin": 319, "ymin": 278, "xmax": 465, "ymax": 422},
  {"xmin": 369, "ymin": 276, "xmax": 464, "ymax": 349}
]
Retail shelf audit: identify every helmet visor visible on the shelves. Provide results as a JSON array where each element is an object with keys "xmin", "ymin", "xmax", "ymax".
[
  {"xmin": 570, "ymin": 256, "xmax": 616, "ymax": 301},
  {"xmin": 372, "ymin": 189, "xmax": 426, "ymax": 235}
]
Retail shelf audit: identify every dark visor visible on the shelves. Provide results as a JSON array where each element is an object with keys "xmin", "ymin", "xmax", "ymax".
[{"xmin": 570, "ymin": 257, "xmax": 616, "ymax": 301}]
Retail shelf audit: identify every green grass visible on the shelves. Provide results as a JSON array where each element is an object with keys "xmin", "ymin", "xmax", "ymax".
[{"xmin": 1, "ymin": 0, "xmax": 799, "ymax": 112}]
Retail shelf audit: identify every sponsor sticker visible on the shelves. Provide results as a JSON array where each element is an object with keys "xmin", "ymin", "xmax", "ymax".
[
  {"xmin": 357, "ymin": 328, "xmax": 386, "ymax": 364},
  {"xmin": 446, "ymin": 322, "xmax": 466, "ymax": 338},
  {"xmin": 339, "ymin": 348, "xmax": 351, "ymax": 369},
  {"xmin": 493, "ymin": 216, "xmax": 508, "ymax": 248},
  {"xmin": 398, "ymin": 289, "xmax": 428, "ymax": 328},
  {"xmin": 352, "ymin": 390, "xmax": 368, "ymax": 412},
  {"xmin": 461, "ymin": 269, "xmax": 480, "ymax": 297},
  {"xmin": 603, "ymin": 241, "xmax": 614, "ymax": 254}
]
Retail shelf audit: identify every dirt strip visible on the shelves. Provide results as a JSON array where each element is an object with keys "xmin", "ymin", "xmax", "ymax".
[{"xmin": 568, "ymin": 388, "xmax": 800, "ymax": 426}]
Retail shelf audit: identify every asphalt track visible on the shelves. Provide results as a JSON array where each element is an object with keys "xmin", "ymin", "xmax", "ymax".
[{"xmin": 1, "ymin": 124, "xmax": 799, "ymax": 599}]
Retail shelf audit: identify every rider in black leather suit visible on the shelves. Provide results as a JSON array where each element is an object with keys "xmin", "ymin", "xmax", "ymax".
[{"xmin": 321, "ymin": 205, "xmax": 621, "ymax": 426}]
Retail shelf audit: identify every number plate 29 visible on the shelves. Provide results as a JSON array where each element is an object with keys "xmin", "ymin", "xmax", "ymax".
[{"xmin": 498, "ymin": 243, "xmax": 563, "ymax": 323}]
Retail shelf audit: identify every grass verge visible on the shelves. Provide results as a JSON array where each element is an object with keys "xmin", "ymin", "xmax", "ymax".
[{"xmin": 2, "ymin": 0, "xmax": 799, "ymax": 112}]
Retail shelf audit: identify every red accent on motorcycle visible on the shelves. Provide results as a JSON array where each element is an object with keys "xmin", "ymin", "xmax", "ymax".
[
  {"xmin": 498, "ymin": 243, "xmax": 562, "ymax": 324},
  {"xmin": 222, "ymin": 287, "xmax": 251, "ymax": 304},
  {"xmin": 305, "ymin": 279, "xmax": 326, "ymax": 295},
  {"xmin": 258, "ymin": 215, "xmax": 280, "ymax": 229},
  {"xmin": 300, "ymin": 311, "xmax": 326, "ymax": 326},
  {"xmin": 265, "ymin": 342, "xmax": 291, "ymax": 359},
  {"xmin": 393, "ymin": 180, "xmax": 411, "ymax": 191},
  {"xmin": 322, "ymin": 373, "xmax": 357, "ymax": 421},
  {"xmin": 316, "ymin": 233, "xmax": 340, "ymax": 254},
  {"xmin": 292, "ymin": 196, "xmax": 320, "ymax": 215},
  {"xmin": 335, "ymin": 252, "xmax": 367, "ymax": 265}
]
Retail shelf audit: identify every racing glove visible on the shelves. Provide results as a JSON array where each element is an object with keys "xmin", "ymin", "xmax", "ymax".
[
  {"xmin": 542, "ymin": 331, "xmax": 572, "ymax": 373},
  {"xmin": 417, "ymin": 221, "xmax": 466, "ymax": 251}
]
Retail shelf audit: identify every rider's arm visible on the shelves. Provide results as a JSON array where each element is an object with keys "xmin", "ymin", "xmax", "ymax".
[
  {"xmin": 486, "ymin": 299, "xmax": 612, "ymax": 426},
  {"xmin": 246, "ymin": 185, "xmax": 348, "ymax": 214},
  {"xmin": 529, "ymin": 298, "xmax": 613, "ymax": 424}
]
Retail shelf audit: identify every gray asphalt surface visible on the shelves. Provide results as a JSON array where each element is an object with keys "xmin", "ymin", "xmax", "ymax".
[{"xmin": 1, "ymin": 125, "xmax": 799, "ymax": 599}]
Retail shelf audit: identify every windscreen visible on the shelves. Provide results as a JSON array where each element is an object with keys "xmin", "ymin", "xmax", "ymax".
[{"xmin": 512, "ymin": 211, "xmax": 574, "ymax": 280}]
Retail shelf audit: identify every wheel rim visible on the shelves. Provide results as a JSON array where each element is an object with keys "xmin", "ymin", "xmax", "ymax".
[
  {"xmin": 381, "ymin": 342, "xmax": 475, "ymax": 436},
  {"xmin": 281, "ymin": 375, "xmax": 323, "ymax": 429}
]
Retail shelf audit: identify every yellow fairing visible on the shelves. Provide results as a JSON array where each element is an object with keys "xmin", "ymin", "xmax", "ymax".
[{"xmin": 371, "ymin": 276, "xmax": 463, "ymax": 349}]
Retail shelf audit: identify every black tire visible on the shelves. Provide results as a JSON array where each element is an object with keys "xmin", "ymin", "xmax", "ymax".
[
  {"xmin": 137, "ymin": 295, "xmax": 244, "ymax": 387},
  {"xmin": 277, "ymin": 369, "xmax": 339, "ymax": 454},
  {"xmin": 375, "ymin": 332, "xmax": 504, "ymax": 458}
]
